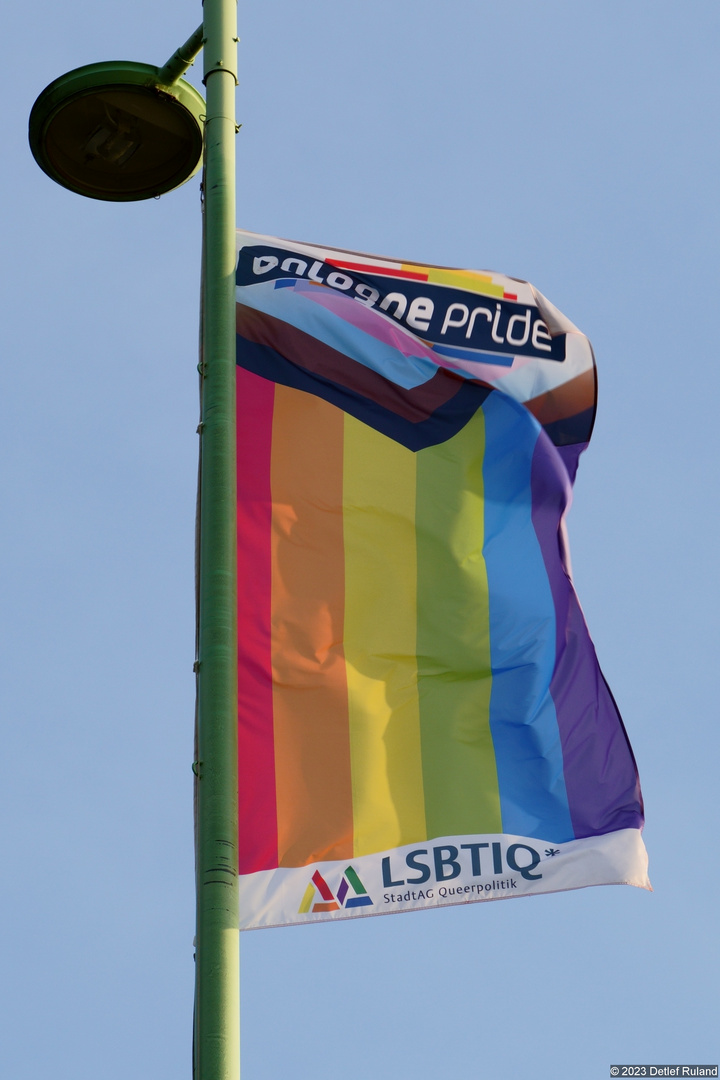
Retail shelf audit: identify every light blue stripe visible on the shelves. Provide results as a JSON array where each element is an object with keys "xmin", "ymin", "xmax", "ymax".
[
  {"xmin": 236, "ymin": 280, "xmax": 438, "ymax": 389},
  {"xmin": 482, "ymin": 392, "xmax": 573, "ymax": 841},
  {"xmin": 431, "ymin": 343, "xmax": 515, "ymax": 368}
]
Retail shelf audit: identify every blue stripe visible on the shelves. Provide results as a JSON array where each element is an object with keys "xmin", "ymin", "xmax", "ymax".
[
  {"xmin": 237, "ymin": 280, "xmax": 439, "ymax": 389},
  {"xmin": 431, "ymin": 343, "xmax": 515, "ymax": 368},
  {"xmin": 482, "ymin": 393, "xmax": 573, "ymax": 841}
]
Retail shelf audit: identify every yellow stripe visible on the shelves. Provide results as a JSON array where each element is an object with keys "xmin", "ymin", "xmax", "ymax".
[
  {"xmin": 343, "ymin": 415, "xmax": 426, "ymax": 856},
  {"xmin": 422, "ymin": 266, "xmax": 506, "ymax": 297},
  {"xmin": 298, "ymin": 882, "xmax": 315, "ymax": 914}
]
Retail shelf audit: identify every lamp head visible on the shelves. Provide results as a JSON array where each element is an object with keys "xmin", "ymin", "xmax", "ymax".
[{"xmin": 29, "ymin": 62, "xmax": 205, "ymax": 201}]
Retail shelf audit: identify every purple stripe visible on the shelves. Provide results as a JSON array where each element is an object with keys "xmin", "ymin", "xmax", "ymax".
[
  {"xmin": 531, "ymin": 434, "xmax": 644, "ymax": 838},
  {"xmin": 555, "ymin": 441, "xmax": 587, "ymax": 484}
]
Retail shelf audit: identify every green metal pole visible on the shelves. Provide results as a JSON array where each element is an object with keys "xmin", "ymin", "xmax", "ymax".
[{"xmin": 195, "ymin": 0, "xmax": 239, "ymax": 1076}]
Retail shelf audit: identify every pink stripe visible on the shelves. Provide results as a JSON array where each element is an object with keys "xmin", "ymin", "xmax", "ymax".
[{"xmin": 236, "ymin": 365, "xmax": 278, "ymax": 873}]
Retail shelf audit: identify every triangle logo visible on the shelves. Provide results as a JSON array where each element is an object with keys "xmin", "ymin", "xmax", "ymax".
[{"xmin": 298, "ymin": 866, "xmax": 374, "ymax": 914}]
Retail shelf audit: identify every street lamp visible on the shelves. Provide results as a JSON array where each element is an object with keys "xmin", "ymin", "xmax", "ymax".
[
  {"xmin": 28, "ymin": 7, "xmax": 240, "ymax": 1080},
  {"xmin": 28, "ymin": 59, "xmax": 205, "ymax": 201}
]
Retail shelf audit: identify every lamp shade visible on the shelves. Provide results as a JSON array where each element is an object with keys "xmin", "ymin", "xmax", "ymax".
[{"xmin": 29, "ymin": 61, "xmax": 205, "ymax": 201}]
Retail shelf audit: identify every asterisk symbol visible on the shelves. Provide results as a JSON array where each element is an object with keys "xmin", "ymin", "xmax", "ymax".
[{"xmin": 545, "ymin": 848, "xmax": 560, "ymax": 857}]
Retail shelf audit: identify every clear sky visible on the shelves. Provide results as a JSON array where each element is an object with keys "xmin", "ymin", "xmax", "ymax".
[{"xmin": 2, "ymin": 2, "xmax": 718, "ymax": 1078}]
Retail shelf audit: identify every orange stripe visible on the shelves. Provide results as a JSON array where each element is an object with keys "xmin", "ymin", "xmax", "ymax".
[{"xmin": 271, "ymin": 385, "xmax": 353, "ymax": 867}]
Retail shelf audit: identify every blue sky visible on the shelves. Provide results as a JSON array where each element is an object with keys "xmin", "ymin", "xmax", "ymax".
[{"xmin": 2, "ymin": 2, "xmax": 718, "ymax": 1077}]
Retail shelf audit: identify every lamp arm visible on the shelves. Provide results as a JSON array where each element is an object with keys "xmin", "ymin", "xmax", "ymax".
[{"xmin": 157, "ymin": 24, "xmax": 205, "ymax": 87}]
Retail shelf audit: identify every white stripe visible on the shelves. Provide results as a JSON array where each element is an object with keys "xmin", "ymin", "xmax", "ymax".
[{"xmin": 238, "ymin": 828, "xmax": 650, "ymax": 930}]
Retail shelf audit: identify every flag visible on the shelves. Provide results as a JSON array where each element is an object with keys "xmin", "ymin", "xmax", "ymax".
[{"xmin": 234, "ymin": 230, "xmax": 648, "ymax": 930}]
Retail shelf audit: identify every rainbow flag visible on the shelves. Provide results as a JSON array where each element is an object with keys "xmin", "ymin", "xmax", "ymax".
[{"xmin": 235, "ymin": 230, "xmax": 649, "ymax": 930}]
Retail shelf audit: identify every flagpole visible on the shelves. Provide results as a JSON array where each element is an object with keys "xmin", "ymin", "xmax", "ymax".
[{"xmin": 195, "ymin": 0, "xmax": 239, "ymax": 1076}]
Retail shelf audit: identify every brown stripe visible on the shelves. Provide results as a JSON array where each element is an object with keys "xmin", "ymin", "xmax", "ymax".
[
  {"xmin": 271, "ymin": 386, "xmax": 354, "ymax": 867},
  {"xmin": 237, "ymin": 303, "xmax": 464, "ymax": 423},
  {"xmin": 523, "ymin": 368, "xmax": 596, "ymax": 426}
]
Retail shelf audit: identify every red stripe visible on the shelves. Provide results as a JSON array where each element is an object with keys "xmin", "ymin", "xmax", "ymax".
[
  {"xmin": 311, "ymin": 870, "xmax": 335, "ymax": 902},
  {"xmin": 503, "ymin": 292, "xmax": 518, "ymax": 301},
  {"xmin": 236, "ymin": 365, "xmax": 278, "ymax": 873},
  {"xmin": 326, "ymin": 258, "xmax": 428, "ymax": 281}
]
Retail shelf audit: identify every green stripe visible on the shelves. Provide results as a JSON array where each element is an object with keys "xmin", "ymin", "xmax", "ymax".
[
  {"xmin": 344, "ymin": 866, "xmax": 367, "ymax": 895},
  {"xmin": 415, "ymin": 409, "xmax": 502, "ymax": 839}
]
